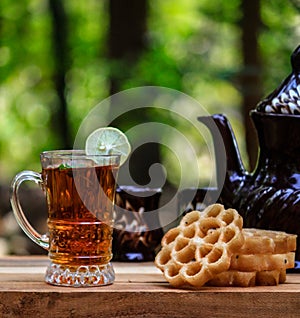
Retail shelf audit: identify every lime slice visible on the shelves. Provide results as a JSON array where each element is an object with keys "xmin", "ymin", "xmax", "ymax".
[{"xmin": 85, "ymin": 127, "xmax": 131, "ymax": 165}]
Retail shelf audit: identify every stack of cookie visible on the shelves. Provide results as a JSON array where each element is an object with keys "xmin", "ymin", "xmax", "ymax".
[
  {"xmin": 155, "ymin": 204, "xmax": 297, "ymax": 288},
  {"xmin": 208, "ymin": 228, "xmax": 296, "ymax": 287}
]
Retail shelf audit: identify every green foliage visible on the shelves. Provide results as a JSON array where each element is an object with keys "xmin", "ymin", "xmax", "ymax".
[
  {"xmin": 260, "ymin": 0, "xmax": 300, "ymax": 93},
  {"xmin": 0, "ymin": 0, "xmax": 54, "ymax": 178},
  {"xmin": 0, "ymin": 0, "xmax": 299, "ymax": 186}
]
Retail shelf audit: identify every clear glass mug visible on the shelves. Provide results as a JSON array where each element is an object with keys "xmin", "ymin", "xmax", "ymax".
[{"xmin": 10, "ymin": 150, "xmax": 120, "ymax": 287}]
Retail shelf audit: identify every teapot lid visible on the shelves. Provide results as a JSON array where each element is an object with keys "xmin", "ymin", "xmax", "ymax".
[{"xmin": 256, "ymin": 45, "xmax": 300, "ymax": 114}]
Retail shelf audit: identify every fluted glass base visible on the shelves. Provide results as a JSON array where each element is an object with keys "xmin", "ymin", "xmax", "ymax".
[{"xmin": 45, "ymin": 262, "xmax": 115, "ymax": 287}]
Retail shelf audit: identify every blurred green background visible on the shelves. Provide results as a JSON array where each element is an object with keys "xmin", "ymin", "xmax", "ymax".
[{"xmin": 0, "ymin": 0, "xmax": 300, "ymax": 254}]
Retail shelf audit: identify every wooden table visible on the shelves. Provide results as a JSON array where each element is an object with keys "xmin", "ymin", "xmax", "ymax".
[{"xmin": 0, "ymin": 256, "xmax": 299, "ymax": 318}]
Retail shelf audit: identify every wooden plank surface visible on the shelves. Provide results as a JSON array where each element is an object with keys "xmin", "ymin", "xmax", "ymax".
[{"xmin": 0, "ymin": 256, "xmax": 299, "ymax": 318}]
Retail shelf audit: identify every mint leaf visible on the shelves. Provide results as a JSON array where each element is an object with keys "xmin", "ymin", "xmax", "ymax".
[{"xmin": 58, "ymin": 163, "xmax": 72, "ymax": 170}]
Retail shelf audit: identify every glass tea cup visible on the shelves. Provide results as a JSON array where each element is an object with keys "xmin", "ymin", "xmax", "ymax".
[
  {"xmin": 112, "ymin": 185, "xmax": 163, "ymax": 261},
  {"xmin": 177, "ymin": 187, "xmax": 221, "ymax": 215},
  {"xmin": 10, "ymin": 150, "xmax": 120, "ymax": 287}
]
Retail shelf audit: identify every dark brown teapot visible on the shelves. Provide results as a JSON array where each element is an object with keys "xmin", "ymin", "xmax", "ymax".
[{"xmin": 198, "ymin": 46, "xmax": 300, "ymax": 270}]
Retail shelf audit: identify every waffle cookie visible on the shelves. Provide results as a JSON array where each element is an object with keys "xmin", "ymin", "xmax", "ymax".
[
  {"xmin": 155, "ymin": 204, "xmax": 244, "ymax": 287},
  {"xmin": 207, "ymin": 268, "xmax": 286, "ymax": 287},
  {"xmin": 155, "ymin": 204, "xmax": 297, "ymax": 288},
  {"xmin": 230, "ymin": 251, "xmax": 295, "ymax": 272},
  {"xmin": 240, "ymin": 228, "xmax": 297, "ymax": 254}
]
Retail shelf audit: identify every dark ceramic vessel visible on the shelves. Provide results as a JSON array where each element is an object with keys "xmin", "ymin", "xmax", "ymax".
[
  {"xmin": 236, "ymin": 111, "xmax": 300, "ymax": 234},
  {"xmin": 198, "ymin": 112, "xmax": 300, "ymax": 270},
  {"xmin": 198, "ymin": 46, "xmax": 300, "ymax": 271}
]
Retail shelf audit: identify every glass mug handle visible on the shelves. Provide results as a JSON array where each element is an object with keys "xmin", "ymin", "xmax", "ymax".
[{"xmin": 10, "ymin": 170, "xmax": 49, "ymax": 250}]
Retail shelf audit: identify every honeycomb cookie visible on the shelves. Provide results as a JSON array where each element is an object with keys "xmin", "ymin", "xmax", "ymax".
[
  {"xmin": 155, "ymin": 204, "xmax": 244, "ymax": 287},
  {"xmin": 230, "ymin": 251, "xmax": 295, "ymax": 271},
  {"xmin": 207, "ymin": 268, "xmax": 286, "ymax": 287},
  {"xmin": 240, "ymin": 228, "xmax": 297, "ymax": 254},
  {"xmin": 206, "ymin": 228, "xmax": 296, "ymax": 287}
]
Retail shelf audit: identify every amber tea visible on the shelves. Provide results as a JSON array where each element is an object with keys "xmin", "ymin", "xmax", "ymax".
[
  {"xmin": 43, "ymin": 164, "xmax": 118, "ymax": 266},
  {"xmin": 11, "ymin": 126, "xmax": 130, "ymax": 286},
  {"xmin": 11, "ymin": 150, "xmax": 121, "ymax": 287}
]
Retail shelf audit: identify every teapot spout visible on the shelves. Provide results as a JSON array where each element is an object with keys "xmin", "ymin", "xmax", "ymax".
[{"xmin": 198, "ymin": 114, "xmax": 248, "ymax": 205}]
